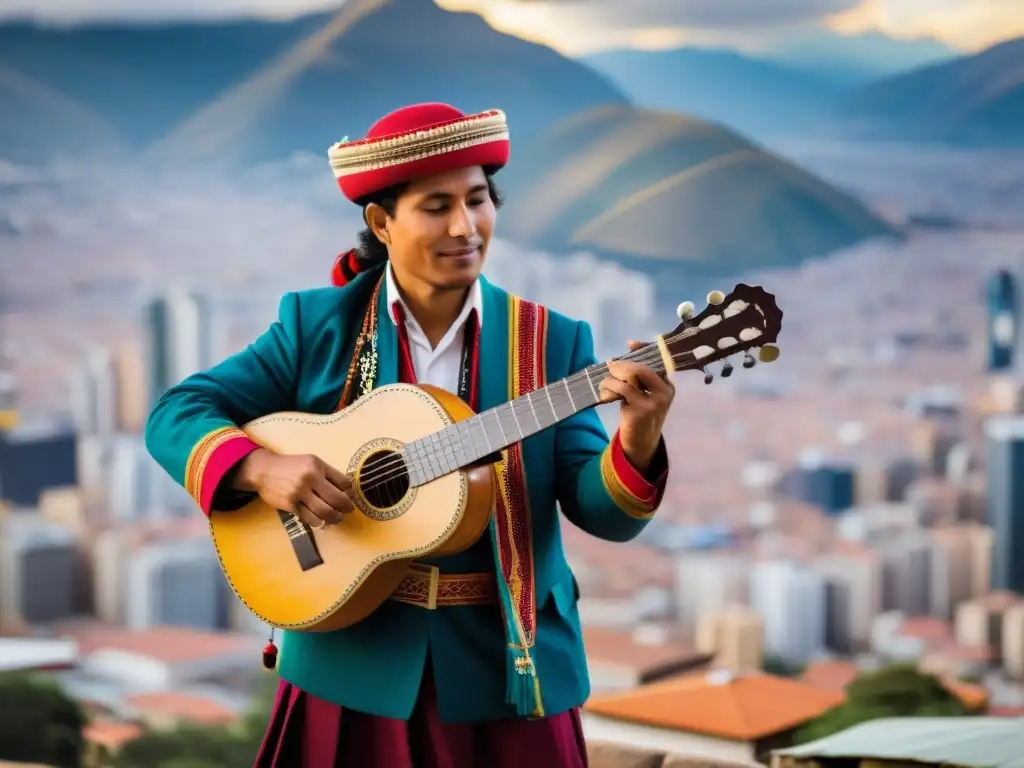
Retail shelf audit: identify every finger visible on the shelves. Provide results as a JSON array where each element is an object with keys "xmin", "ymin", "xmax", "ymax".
[
  {"xmin": 314, "ymin": 479, "xmax": 354, "ymax": 515},
  {"xmin": 301, "ymin": 492, "xmax": 344, "ymax": 525},
  {"xmin": 608, "ymin": 361, "xmax": 653, "ymax": 393},
  {"xmin": 323, "ymin": 463, "xmax": 353, "ymax": 491},
  {"xmin": 599, "ymin": 376, "xmax": 645, "ymax": 406},
  {"xmin": 617, "ymin": 361, "xmax": 671, "ymax": 396},
  {"xmin": 626, "ymin": 340, "xmax": 646, "ymax": 352},
  {"xmin": 292, "ymin": 502, "xmax": 322, "ymax": 529}
]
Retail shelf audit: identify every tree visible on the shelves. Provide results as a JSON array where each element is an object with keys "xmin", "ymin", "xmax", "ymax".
[
  {"xmin": 794, "ymin": 663, "xmax": 970, "ymax": 744},
  {"xmin": 0, "ymin": 672, "xmax": 87, "ymax": 768},
  {"xmin": 762, "ymin": 655, "xmax": 805, "ymax": 678},
  {"xmin": 112, "ymin": 672, "xmax": 278, "ymax": 768}
]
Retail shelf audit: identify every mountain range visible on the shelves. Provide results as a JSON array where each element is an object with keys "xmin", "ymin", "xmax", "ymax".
[
  {"xmin": 764, "ymin": 30, "xmax": 958, "ymax": 86},
  {"xmin": 496, "ymin": 104, "xmax": 899, "ymax": 294},
  {"xmin": 835, "ymin": 37, "xmax": 1024, "ymax": 146},
  {"xmin": 0, "ymin": 0, "xmax": 629, "ymax": 165},
  {"xmin": 4, "ymin": 0, "xmax": 1017, "ymax": 281},
  {"xmin": 584, "ymin": 35, "xmax": 1023, "ymax": 146},
  {"xmin": 2, "ymin": 0, "xmax": 1022, "ymax": 164}
]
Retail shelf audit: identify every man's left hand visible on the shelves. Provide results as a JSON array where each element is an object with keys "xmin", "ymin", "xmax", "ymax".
[{"xmin": 599, "ymin": 340, "xmax": 675, "ymax": 473}]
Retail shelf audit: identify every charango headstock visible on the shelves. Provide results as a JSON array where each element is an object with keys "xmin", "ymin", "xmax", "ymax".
[{"xmin": 656, "ymin": 284, "xmax": 783, "ymax": 383}]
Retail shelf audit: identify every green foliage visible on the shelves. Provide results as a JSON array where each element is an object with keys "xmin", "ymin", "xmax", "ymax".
[
  {"xmin": 112, "ymin": 672, "xmax": 278, "ymax": 768},
  {"xmin": 0, "ymin": 672, "xmax": 87, "ymax": 768},
  {"xmin": 794, "ymin": 662, "xmax": 970, "ymax": 745},
  {"xmin": 762, "ymin": 655, "xmax": 806, "ymax": 678}
]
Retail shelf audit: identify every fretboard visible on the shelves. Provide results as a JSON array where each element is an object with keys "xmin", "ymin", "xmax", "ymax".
[{"xmin": 404, "ymin": 345, "xmax": 665, "ymax": 487}]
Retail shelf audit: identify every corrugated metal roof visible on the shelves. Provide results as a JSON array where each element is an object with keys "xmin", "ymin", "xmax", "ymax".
[{"xmin": 773, "ymin": 717, "xmax": 1024, "ymax": 768}]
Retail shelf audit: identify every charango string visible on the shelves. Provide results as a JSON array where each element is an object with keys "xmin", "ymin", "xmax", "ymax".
[{"xmin": 354, "ymin": 319, "xmax": 751, "ymax": 495}]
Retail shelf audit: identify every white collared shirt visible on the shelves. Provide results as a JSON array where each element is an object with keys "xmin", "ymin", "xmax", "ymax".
[{"xmin": 385, "ymin": 262, "xmax": 484, "ymax": 390}]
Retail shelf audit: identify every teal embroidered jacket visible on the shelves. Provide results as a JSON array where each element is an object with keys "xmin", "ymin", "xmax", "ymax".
[{"xmin": 145, "ymin": 268, "xmax": 669, "ymax": 723}]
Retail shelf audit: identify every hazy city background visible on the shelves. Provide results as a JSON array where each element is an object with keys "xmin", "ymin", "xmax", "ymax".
[{"xmin": 1, "ymin": 0, "xmax": 1024, "ymax": 765}]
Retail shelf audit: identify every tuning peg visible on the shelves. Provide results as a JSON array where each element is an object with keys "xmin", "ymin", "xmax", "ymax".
[
  {"xmin": 707, "ymin": 290, "xmax": 725, "ymax": 306},
  {"xmin": 721, "ymin": 362, "xmax": 733, "ymax": 378},
  {"xmin": 703, "ymin": 371, "xmax": 714, "ymax": 385},
  {"xmin": 758, "ymin": 344, "xmax": 780, "ymax": 363},
  {"xmin": 742, "ymin": 353, "xmax": 756, "ymax": 369},
  {"xmin": 676, "ymin": 301, "xmax": 695, "ymax": 320}
]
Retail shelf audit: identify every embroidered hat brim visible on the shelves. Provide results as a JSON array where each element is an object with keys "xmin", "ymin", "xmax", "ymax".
[{"xmin": 328, "ymin": 106, "xmax": 510, "ymax": 203}]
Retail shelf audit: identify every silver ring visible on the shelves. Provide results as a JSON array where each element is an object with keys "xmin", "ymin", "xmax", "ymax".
[{"xmin": 315, "ymin": 519, "xmax": 328, "ymax": 530}]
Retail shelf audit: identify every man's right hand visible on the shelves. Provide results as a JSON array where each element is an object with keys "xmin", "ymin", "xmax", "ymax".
[{"xmin": 234, "ymin": 448, "xmax": 354, "ymax": 528}]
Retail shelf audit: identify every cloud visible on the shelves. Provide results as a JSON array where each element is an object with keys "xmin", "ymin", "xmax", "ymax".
[
  {"xmin": 482, "ymin": 0, "xmax": 865, "ymax": 30},
  {"xmin": 4, "ymin": 0, "xmax": 863, "ymax": 27},
  {"xmin": 0, "ymin": 0, "xmax": 340, "ymax": 22}
]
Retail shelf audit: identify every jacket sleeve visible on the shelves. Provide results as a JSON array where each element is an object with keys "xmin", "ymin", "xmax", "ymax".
[
  {"xmin": 554, "ymin": 320, "xmax": 669, "ymax": 542},
  {"xmin": 144, "ymin": 292, "xmax": 302, "ymax": 515}
]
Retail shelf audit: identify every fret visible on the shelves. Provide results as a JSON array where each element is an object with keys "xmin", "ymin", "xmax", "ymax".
[
  {"xmin": 525, "ymin": 392, "xmax": 545, "ymax": 430},
  {"xmin": 508, "ymin": 401, "xmax": 525, "ymax": 439},
  {"xmin": 562, "ymin": 379, "xmax": 576, "ymax": 412},
  {"xmin": 583, "ymin": 367, "xmax": 599, "ymax": 400},
  {"xmin": 470, "ymin": 416, "xmax": 492, "ymax": 454},
  {"xmin": 489, "ymin": 408, "xmax": 508, "ymax": 444},
  {"xmin": 543, "ymin": 385, "xmax": 558, "ymax": 422},
  {"xmin": 410, "ymin": 368, "xmax": 609, "ymax": 486},
  {"xmin": 451, "ymin": 422, "xmax": 470, "ymax": 466}
]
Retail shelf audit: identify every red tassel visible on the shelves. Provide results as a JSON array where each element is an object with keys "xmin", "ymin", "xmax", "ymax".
[
  {"xmin": 331, "ymin": 248, "xmax": 363, "ymax": 287},
  {"xmin": 262, "ymin": 641, "xmax": 278, "ymax": 670}
]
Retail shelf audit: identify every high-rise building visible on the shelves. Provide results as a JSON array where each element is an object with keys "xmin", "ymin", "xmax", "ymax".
[
  {"xmin": 1002, "ymin": 602, "xmax": 1024, "ymax": 679},
  {"xmin": 113, "ymin": 344, "xmax": 147, "ymax": 434},
  {"xmin": 877, "ymin": 531, "xmax": 933, "ymax": 616},
  {"xmin": 777, "ymin": 453, "xmax": 856, "ymax": 515},
  {"xmin": 749, "ymin": 559, "xmax": 826, "ymax": 665},
  {"xmin": 955, "ymin": 592, "xmax": 1020, "ymax": 660},
  {"xmin": 695, "ymin": 605, "xmax": 764, "ymax": 674},
  {"xmin": 930, "ymin": 525, "xmax": 988, "ymax": 621},
  {"xmin": 69, "ymin": 347, "xmax": 117, "ymax": 437},
  {"xmin": 813, "ymin": 549, "xmax": 882, "ymax": 653},
  {"xmin": 0, "ymin": 368, "xmax": 17, "ymax": 431},
  {"xmin": 673, "ymin": 552, "xmax": 749, "ymax": 631},
  {"xmin": 145, "ymin": 291, "xmax": 218, "ymax": 410},
  {"xmin": 984, "ymin": 416, "xmax": 1024, "ymax": 594},
  {"xmin": 0, "ymin": 514, "xmax": 79, "ymax": 626},
  {"xmin": 986, "ymin": 269, "xmax": 1018, "ymax": 373},
  {"xmin": 124, "ymin": 539, "xmax": 228, "ymax": 631},
  {"xmin": 0, "ymin": 423, "xmax": 77, "ymax": 506}
]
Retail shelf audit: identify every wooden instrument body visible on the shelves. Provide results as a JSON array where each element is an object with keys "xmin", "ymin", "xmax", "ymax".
[{"xmin": 209, "ymin": 383, "xmax": 496, "ymax": 632}]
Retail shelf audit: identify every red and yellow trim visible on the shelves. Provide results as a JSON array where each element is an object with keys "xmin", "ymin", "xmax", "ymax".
[
  {"xmin": 600, "ymin": 431, "xmax": 666, "ymax": 520},
  {"xmin": 491, "ymin": 295, "xmax": 548, "ymax": 716},
  {"xmin": 184, "ymin": 426, "xmax": 261, "ymax": 515}
]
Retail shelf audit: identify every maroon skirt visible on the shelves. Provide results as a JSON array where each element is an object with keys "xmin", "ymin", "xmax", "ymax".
[{"xmin": 254, "ymin": 666, "xmax": 589, "ymax": 768}]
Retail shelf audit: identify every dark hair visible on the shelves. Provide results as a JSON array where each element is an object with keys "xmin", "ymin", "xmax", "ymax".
[{"xmin": 354, "ymin": 167, "xmax": 504, "ymax": 269}]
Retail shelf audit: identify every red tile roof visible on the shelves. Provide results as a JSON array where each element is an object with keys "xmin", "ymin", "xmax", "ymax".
[
  {"xmin": 55, "ymin": 622, "xmax": 255, "ymax": 664},
  {"xmin": 585, "ymin": 670, "xmax": 844, "ymax": 741}
]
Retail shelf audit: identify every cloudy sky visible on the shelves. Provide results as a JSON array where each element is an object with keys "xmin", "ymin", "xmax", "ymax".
[{"xmin": 2, "ymin": 0, "xmax": 1021, "ymax": 54}]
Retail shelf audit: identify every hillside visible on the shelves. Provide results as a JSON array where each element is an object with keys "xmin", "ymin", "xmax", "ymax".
[
  {"xmin": 0, "ymin": 0, "xmax": 629, "ymax": 165},
  {"xmin": 0, "ymin": 67, "xmax": 125, "ymax": 163},
  {"xmin": 833, "ymin": 37, "xmax": 1024, "ymax": 146},
  {"xmin": 584, "ymin": 47, "xmax": 840, "ymax": 140},
  {"xmin": 766, "ymin": 30, "xmax": 958, "ymax": 87},
  {"xmin": 499, "ymin": 104, "xmax": 899, "ymax": 294}
]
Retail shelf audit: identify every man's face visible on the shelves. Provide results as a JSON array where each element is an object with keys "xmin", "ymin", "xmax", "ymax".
[{"xmin": 385, "ymin": 165, "xmax": 495, "ymax": 291}]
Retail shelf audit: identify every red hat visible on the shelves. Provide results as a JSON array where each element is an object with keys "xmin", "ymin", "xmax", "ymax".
[{"xmin": 327, "ymin": 102, "xmax": 510, "ymax": 203}]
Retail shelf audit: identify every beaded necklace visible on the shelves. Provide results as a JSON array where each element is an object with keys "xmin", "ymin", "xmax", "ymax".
[{"xmin": 336, "ymin": 273, "xmax": 383, "ymax": 410}]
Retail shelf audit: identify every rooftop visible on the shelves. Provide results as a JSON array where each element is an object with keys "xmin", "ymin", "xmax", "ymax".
[
  {"xmin": 0, "ymin": 638, "xmax": 77, "ymax": 673},
  {"xmin": 585, "ymin": 670, "xmax": 845, "ymax": 741},
  {"xmin": 773, "ymin": 716, "xmax": 1024, "ymax": 768},
  {"xmin": 125, "ymin": 691, "xmax": 239, "ymax": 726},
  {"xmin": 52, "ymin": 621, "xmax": 257, "ymax": 664}
]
